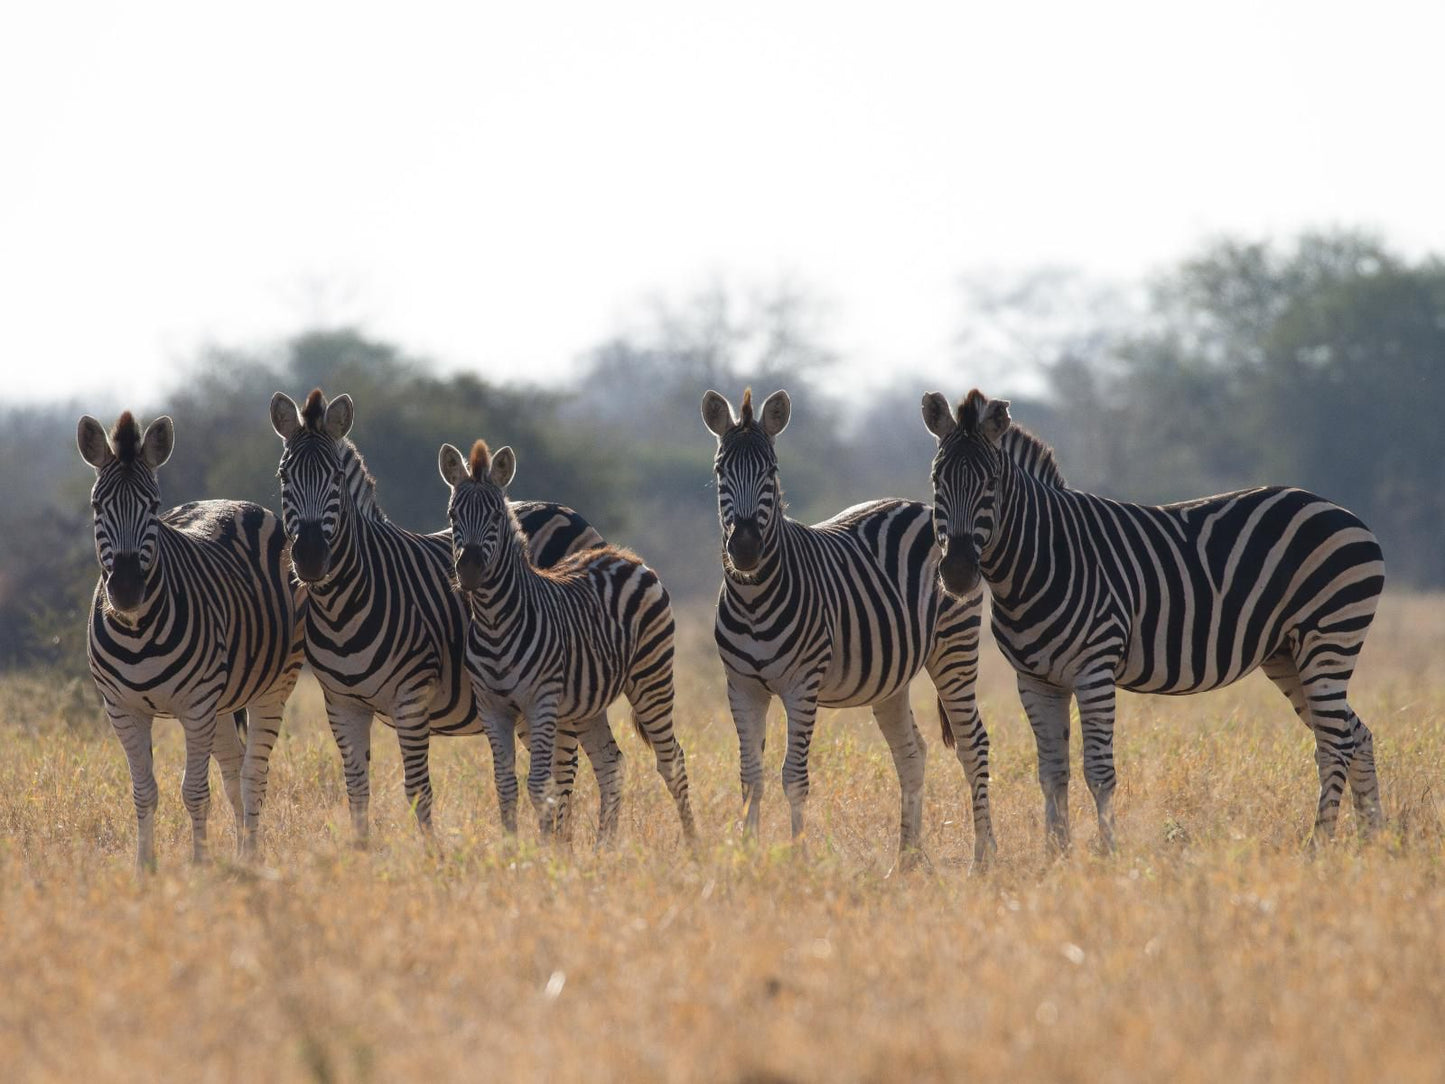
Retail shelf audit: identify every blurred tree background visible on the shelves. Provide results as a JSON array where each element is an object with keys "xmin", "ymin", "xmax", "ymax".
[{"xmin": 3, "ymin": 228, "xmax": 1441, "ymax": 675}]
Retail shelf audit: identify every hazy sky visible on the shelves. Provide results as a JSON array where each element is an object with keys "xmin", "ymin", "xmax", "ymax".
[{"xmin": 3, "ymin": 0, "xmax": 1441, "ymax": 406}]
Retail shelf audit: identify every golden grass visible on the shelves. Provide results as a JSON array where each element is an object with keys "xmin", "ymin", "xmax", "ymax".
[{"xmin": 2, "ymin": 595, "xmax": 1444, "ymax": 1082}]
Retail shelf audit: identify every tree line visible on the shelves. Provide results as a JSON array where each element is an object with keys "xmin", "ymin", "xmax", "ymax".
[{"xmin": 2, "ymin": 229, "xmax": 1439, "ymax": 674}]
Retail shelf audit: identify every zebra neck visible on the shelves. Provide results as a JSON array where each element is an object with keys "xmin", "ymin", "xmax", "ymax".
[
  {"xmin": 721, "ymin": 518, "xmax": 791, "ymax": 597},
  {"xmin": 981, "ymin": 465, "xmax": 1059, "ymax": 607},
  {"xmin": 465, "ymin": 525, "xmax": 538, "ymax": 632}
]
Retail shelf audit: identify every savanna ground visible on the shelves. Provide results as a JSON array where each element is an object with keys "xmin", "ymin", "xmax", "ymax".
[{"xmin": 2, "ymin": 597, "xmax": 1443, "ymax": 1083}]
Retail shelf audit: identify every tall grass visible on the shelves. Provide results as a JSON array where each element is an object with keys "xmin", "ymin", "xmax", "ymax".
[{"xmin": 1, "ymin": 595, "xmax": 1442, "ymax": 1081}]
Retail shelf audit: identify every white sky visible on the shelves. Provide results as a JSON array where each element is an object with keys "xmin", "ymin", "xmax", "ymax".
[{"xmin": 2, "ymin": 0, "xmax": 1442, "ymax": 406}]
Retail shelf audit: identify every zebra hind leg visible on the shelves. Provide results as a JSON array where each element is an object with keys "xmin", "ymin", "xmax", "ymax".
[
  {"xmin": 550, "ymin": 729, "xmax": 581, "ymax": 843},
  {"xmin": 624, "ymin": 676, "xmax": 696, "ymax": 842},
  {"xmin": 871, "ymin": 688, "xmax": 928, "ymax": 872},
  {"xmin": 1263, "ymin": 646, "xmax": 1358, "ymax": 847},
  {"xmin": 927, "ymin": 654, "xmax": 996, "ymax": 869},
  {"xmin": 578, "ymin": 716, "xmax": 625, "ymax": 844},
  {"xmin": 1346, "ymin": 712, "xmax": 1383, "ymax": 838},
  {"xmin": 212, "ymin": 709, "xmax": 247, "ymax": 846}
]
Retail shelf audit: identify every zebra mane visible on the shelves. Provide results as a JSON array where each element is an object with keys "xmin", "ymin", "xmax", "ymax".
[
  {"xmin": 111, "ymin": 411, "xmax": 142, "ymax": 464},
  {"xmin": 999, "ymin": 425, "xmax": 1067, "ymax": 489},
  {"xmin": 468, "ymin": 440, "xmax": 491, "ymax": 481},
  {"xmin": 338, "ymin": 437, "xmax": 384, "ymax": 521}
]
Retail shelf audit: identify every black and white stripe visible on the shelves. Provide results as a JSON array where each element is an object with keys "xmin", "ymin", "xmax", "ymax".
[
  {"xmin": 702, "ymin": 389, "xmax": 994, "ymax": 869},
  {"xmin": 269, "ymin": 389, "xmax": 603, "ymax": 842},
  {"xmin": 440, "ymin": 439, "xmax": 695, "ymax": 841},
  {"xmin": 923, "ymin": 388, "xmax": 1386, "ymax": 852},
  {"xmin": 79, "ymin": 411, "xmax": 303, "ymax": 870}
]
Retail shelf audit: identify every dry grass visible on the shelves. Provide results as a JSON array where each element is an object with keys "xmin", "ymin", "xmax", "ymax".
[{"xmin": 2, "ymin": 595, "xmax": 1444, "ymax": 1082}]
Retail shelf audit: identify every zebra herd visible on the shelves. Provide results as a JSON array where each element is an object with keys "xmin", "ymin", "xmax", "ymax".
[{"xmin": 77, "ymin": 385, "xmax": 1386, "ymax": 872}]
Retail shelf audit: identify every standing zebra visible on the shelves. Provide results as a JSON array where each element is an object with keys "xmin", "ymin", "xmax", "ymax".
[
  {"xmin": 922, "ymin": 388, "xmax": 1386, "ymax": 852},
  {"xmin": 79, "ymin": 411, "xmax": 303, "ymax": 870},
  {"xmin": 439, "ymin": 439, "xmax": 695, "ymax": 841},
  {"xmin": 269, "ymin": 389, "xmax": 603, "ymax": 843},
  {"xmin": 702, "ymin": 388, "xmax": 995, "ymax": 869}
]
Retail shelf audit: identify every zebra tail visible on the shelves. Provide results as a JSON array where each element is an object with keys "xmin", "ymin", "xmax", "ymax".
[
  {"xmin": 937, "ymin": 696, "xmax": 956, "ymax": 749},
  {"xmin": 233, "ymin": 709, "xmax": 248, "ymax": 745},
  {"xmin": 630, "ymin": 711, "xmax": 653, "ymax": 749}
]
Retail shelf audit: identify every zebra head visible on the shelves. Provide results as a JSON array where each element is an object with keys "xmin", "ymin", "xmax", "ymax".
[
  {"xmin": 701, "ymin": 388, "xmax": 790, "ymax": 576},
  {"xmin": 922, "ymin": 389, "xmax": 1012, "ymax": 597},
  {"xmin": 77, "ymin": 411, "xmax": 173, "ymax": 615},
  {"xmin": 270, "ymin": 389, "xmax": 355, "ymax": 584},
  {"xmin": 439, "ymin": 439, "xmax": 517, "ymax": 593}
]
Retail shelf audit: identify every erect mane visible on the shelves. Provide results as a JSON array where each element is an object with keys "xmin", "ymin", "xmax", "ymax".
[
  {"xmin": 958, "ymin": 389, "xmax": 987, "ymax": 436},
  {"xmin": 739, "ymin": 387, "xmax": 754, "ymax": 426},
  {"xmin": 468, "ymin": 440, "xmax": 491, "ymax": 481},
  {"xmin": 998, "ymin": 424, "xmax": 1067, "ymax": 489},
  {"xmin": 301, "ymin": 388, "xmax": 327, "ymax": 431},
  {"xmin": 111, "ymin": 411, "xmax": 142, "ymax": 464}
]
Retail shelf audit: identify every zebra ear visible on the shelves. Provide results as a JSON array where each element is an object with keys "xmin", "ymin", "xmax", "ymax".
[
  {"xmin": 324, "ymin": 394, "xmax": 354, "ymax": 440},
  {"xmin": 270, "ymin": 392, "xmax": 301, "ymax": 440},
  {"xmin": 77, "ymin": 415, "xmax": 115, "ymax": 469},
  {"xmin": 921, "ymin": 392, "xmax": 956, "ymax": 441},
  {"xmin": 701, "ymin": 390, "xmax": 735, "ymax": 438},
  {"xmin": 979, "ymin": 398, "xmax": 1012, "ymax": 444},
  {"xmin": 759, "ymin": 390, "xmax": 790, "ymax": 439},
  {"xmin": 490, "ymin": 446, "xmax": 516, "ymax": 489},
  {"xmin": 140, "ymin": 416, "xmax": 175, "ymax": 470},
  {"xmin": 438, "ymin": 443, "xmax": 469, "ymax": 488}
]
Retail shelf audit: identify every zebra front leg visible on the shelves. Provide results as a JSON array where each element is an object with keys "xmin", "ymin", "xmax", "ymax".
[
  {"xmin": 239, "ymin": 698, "xmax": 286, "ymax": 858},
  {"xmin": 726, "ymin": 673, "xmax": 771, "ymax": 836},
  {"xmin": 109, "ymin": 709, "xmax": 159, "ymax": 873},
  {"xmin": 1018, "ymin": 673, "xmax": 1073, "ymax": 856},
  {"xmin": 525, "ymin": 696, "xmax": 562, "ymax": 837},
  {"xmin": 482, "ymin": 711, "xmax": 520, "ymax": 834},
  {"xmin": 577, "ymin": 715, "xmax": 625, "ymax": 843},
  {"xmin": 551, "ymin": 728, "xmax": 581, "ymax": 843},
  {"xmin": 212, "ymin": 709, "xmax": 247, "ymax": 848},
  {"xmin": 780, "ymin": 682, "xmax": 822, "ymax": 844},
  {"xmin": 872, "ymin": 689, "xmax": 927, "ymax": 871},
  {"xmin": 325, "ymin": 699, "xmax": 374, "ymax": 848},
  {"xmin": 392, "ymin": 692, "xmax": 436, "ymax": 838},
  {"xmin": 1076, "ymin": 674, "xmax": 1118, "ymax": 854},
  {"xmin": 179, "ymin": 712, "xmax": 220, "ymax": 864}
]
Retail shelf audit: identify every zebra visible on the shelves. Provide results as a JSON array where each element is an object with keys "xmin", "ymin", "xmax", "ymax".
[
  {"xmin": 702, "ymin": 388, "xmax": 995, "ymax": 869},
  {"xmin": 439, "ymin": 439, "xmax": 695, "ymax": 841},
  {"xmin": 269, "ymin": 389, "xmax": 604, "ymax": 843},
  {"xmin": 78, "ymin": 411, "xmax": 303, "ymax": 870},
  {"xmin": 922, "ymin": 387, "xmax": 1386, "ymax": 853}
]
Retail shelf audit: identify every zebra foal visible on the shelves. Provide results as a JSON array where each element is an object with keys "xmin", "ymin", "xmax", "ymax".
[
  {"xmin": 79, "ymin": 411, "xmax": 303, "ymax": 870},
  {"xmin": 440, "ymin": 439, "xmax": 695, "ymax": 841},
  {"xmin": 270, "ymin": 389, "xmax": 603, "ymax": 842},
  {"xmin": 923, "ymin": 388, "xmax": 1386, "ymax": 853},
  {"xmin": 703, "ymin": 388, "xmax": 994, "ymax": 869}
]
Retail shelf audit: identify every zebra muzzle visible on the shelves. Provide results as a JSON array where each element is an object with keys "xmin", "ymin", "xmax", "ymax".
[
  {"xmin": 105, "ymin": 553, "xmax": 146, "ymax": 612},
  {"xmin": 455, "ymin": 545, "xmax": 486, "ymax": 591},
  {"xmin": 939, "ymin": 536, "xmax": 980, "ymax": 596},
  {"xmin": 726, "ymin": 520, "xmax": 763, "ymax": 572},
  {"xmin": 292, "ymin": 522, "xmax": 331, "ymax": 583}
]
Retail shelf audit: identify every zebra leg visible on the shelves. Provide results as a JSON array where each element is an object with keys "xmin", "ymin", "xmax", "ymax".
[
  {"xmin": 1265, "ymin": 645, "xmax": 1367, "ymax": 846},
  {"xmin": 239, "ymin": 697, "xmax": 287, "ymax": 858},
  {"xmin": 926, "ymin": 650, "xmax": 996, "ymax": 868},
  {"xmin": 525, "ymin": 697, "xmax": 562, "ymax": 837},
  {"xmin": 392, "ymin": 692, "xmax": 436, "ymax": 837},
  {"xmin": 482, "ymin": 711, "xmax": 520, "ymax": 834},
  {"xmin": 551, "ymin": 728, "xmax": 581, "ymax": 843},
  {"xmin": 1018, "ymin": 673, "xmax": 1073, "ymax": 855},
  {"xmin": 325, "ymin": 699, "xmax": 374, "ymax": 848},
  {"xmin": 872, "ymin": 688, "xmax": 928, "ymax": 871},
  {"xmin": 577, "ymin": 715, "xmax": 625, "ymax": 843},
  {"xmin": 212, "ymin": 709, "xmax": 246, "ymax": 844},
  {"xmin": 1076, "ymin": 674, "xmax": 1118, "ymax": 854},
  {"xmin": 780, "ymin": 681, "xmax": 823, "ymax": 843},
  {"xmin": 1346, "ymin": 712, "xmax": 1383, "ymax": 837},
  {"xmin": 727, "ymin": 672, "xmax": 772, "ymax": 836},
  {"xmin": 109, "ymin": 709, "xmax": 159, "ymax": 873},
  {"xmin": 625, "ymin": 676, "xmax": 696, "ymax": 842},
  {"xmin": 179, "ymin": 712, "xmax": 219, "ymax": 864}
]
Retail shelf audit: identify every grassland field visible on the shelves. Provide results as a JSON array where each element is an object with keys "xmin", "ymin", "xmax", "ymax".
[{"xmin": 1, "ymin": 594, "xmax": 1443, "ymax": 1082}]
